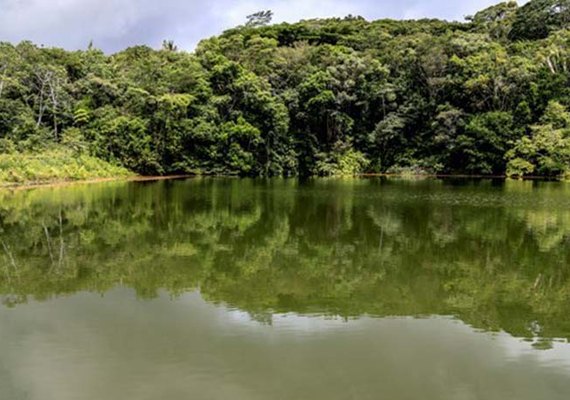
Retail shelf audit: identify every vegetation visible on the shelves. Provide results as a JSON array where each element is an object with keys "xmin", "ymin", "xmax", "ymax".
[
  {"xmin": 3, "ymin": 0, "xmax": 570, "ymax": 178},
  {"xmin": 0, "ymin": 148, "xmax": 131, "ymax": 185}
]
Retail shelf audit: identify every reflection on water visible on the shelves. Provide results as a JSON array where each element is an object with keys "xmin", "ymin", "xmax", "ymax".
[
  {"xmin": 1, "ymin": 178, "xmax": 570, "ymax": 399},
  {"xmin": 2, "ymin": 289, "xmax": 570, "ymax": 400}
]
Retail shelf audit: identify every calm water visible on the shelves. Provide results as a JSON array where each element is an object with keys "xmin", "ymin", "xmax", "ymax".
[{"xmin": 1, "ymin": 178, "xmax": 570, "ymax": 399}]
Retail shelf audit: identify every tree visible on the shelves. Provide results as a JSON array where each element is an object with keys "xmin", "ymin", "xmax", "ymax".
[
  {"xmin": 162, "ymin": 40, "xmax": 178, "ymax": 52},
  {"xmin": 246, "ymin": 10, "xmax": 273, "ymax": 27},
  {"xmin": 467, "ymin": 1, "xmax": 518, "ymax": 41},
  {"xmin": 510, "ymin": 0, "xmax": 570, "ymax": 41},
  {"xmin": 31, "ymin": 65, "xmax": 68, "ymax": 140},
  {"xmin": 507, "ymin": 101, "xmax": 570, "ymax": 177},
  {"xmin": 450, "ymin": 43, "xmax": 534, "ymax": 112},
  {"xmin": 4, "ymin": 3, "xmax": 570, "ymax": 180},
  {"xmin": 460, "ymin": 111, "xmax": 520, "ymax": 174},
  {"xmin": 537, "ymin": 29, "xmax": 570, "ymax": 74}
]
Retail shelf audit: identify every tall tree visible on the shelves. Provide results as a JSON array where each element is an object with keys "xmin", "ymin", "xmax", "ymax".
[{"xmin": 246, "ymin": 10, "xmax": 273, "ymax": 27}]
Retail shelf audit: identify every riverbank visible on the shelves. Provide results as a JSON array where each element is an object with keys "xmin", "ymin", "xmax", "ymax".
[
  {"xmin": 0, "ymin": 175, "xmax": 200, "ymax": 191},
  {"xmin": 2, "ymin": 150, "xmax": 567, "ymax": 190},
  {"xmin": 3, "ymin": 167, "xmax": 568, "ymax": 191},
  {"xmin": 0, "ymin": 149, "xmax": 133, "ymax": 188}
]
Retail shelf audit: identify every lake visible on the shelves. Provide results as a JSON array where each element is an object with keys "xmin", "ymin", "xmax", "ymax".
[{"xmin": 1, "ymin": 177, "xmax": 570, "ymax": 399}]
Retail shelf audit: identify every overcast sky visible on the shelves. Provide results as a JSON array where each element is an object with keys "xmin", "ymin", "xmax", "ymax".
[{"xmin": 0, "ymin": 0, "xmax": 518, "ymax": 53}]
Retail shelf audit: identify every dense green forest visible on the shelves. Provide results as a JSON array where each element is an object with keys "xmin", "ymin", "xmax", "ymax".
[{"xmin": 2, "ymin": 0, "xmax": 570, "ymax": 182}]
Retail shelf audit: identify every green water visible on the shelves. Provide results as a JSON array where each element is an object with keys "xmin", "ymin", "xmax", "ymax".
[{"xmin": 1, "ymin": 178, "xmax": 570, "ymax": 399}]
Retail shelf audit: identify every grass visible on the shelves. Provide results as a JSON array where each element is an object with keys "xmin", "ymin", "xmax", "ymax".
[{"xmin": 0, "ymin": 149, "xmax": 133, "ymax": 186}]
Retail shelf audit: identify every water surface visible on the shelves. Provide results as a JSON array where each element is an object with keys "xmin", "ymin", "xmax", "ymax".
[{"xmin": 1, "ymin": 178, "xmax": 570, "ymax": 399}]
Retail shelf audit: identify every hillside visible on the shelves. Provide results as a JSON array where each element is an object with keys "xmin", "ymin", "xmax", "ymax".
[{"xmin": 2, "ymin": 0, "xmax": 570, "ymax": 181}]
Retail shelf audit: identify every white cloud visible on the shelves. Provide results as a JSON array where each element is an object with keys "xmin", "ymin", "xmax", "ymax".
[
  {"xmin": 220, "ymin": 0, "xmax": 357, "ymax": 26},
  {"xmin": 0, "ymin": 0, "xmax": 527, "ymax": 52}
]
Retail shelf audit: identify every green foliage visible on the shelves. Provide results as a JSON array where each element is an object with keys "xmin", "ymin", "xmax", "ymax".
[
  {"xmin": 510, "ymin": 0, "xmax": 570, "ymax": 41},
  {"xmin": 73, "ymin": 107, "xmax": 90, "ymax": 125},
  {"xmin": 315, "ymin": 143, "xmax": 370, "ymax": 176},
  {"xmin": 461, "ymin": 111, "xmax": 520, "ymax": 174},
  {"xmin": 2, "ymin": 2, "xmax": 570, "ymax": 180},
  {"xmin": 61, "ymin": 127, "xmax": 88, "ymax": 154},
  {"xmin": 90, "ymin": 113, "xmax": 161, "ymax": 175},
  {"xmin": 220, "ymin": 116, "xmax": 260, "ymax": 174},
  {"xmin": 468, "ymin": 2, "xmax": 519, "ymax": 41},
  {"xmin": 0, "ymin": 148, "xmax": 131, "ymax": 185},
  {"xmin": 0, "ymin": 139, "xmax": 16, "ymax": 155},
  {"xmin": 506, "ymin": 156, "xmax": 536, "ymax": 176},
  {"xmin": 507, "ymin": 101, "xmax": 570, "ymax": 177}
]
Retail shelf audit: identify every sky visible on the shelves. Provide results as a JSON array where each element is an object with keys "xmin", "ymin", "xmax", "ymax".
[{"xmin": 0, "ymin": 0, "xmax": 518, "ymax": 53}]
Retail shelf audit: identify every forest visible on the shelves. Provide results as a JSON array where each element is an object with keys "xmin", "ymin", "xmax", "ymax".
[{"xmin": 2, "ymin": 0, "xmax": 570, "ymax": 182}]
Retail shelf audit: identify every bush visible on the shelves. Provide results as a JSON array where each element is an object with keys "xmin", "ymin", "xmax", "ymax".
[
  {"xmin": 0, "ymin": 148, "xmax": 132, "ymax": 186},
  {"xmin": 315, "ymin": 146, "xmax": 370, "ymax": 176}
]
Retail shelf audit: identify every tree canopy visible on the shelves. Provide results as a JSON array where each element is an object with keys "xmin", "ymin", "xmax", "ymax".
[{"xmin": 2, "ymin": 0, "xmax": 570, "ymax": 180}]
